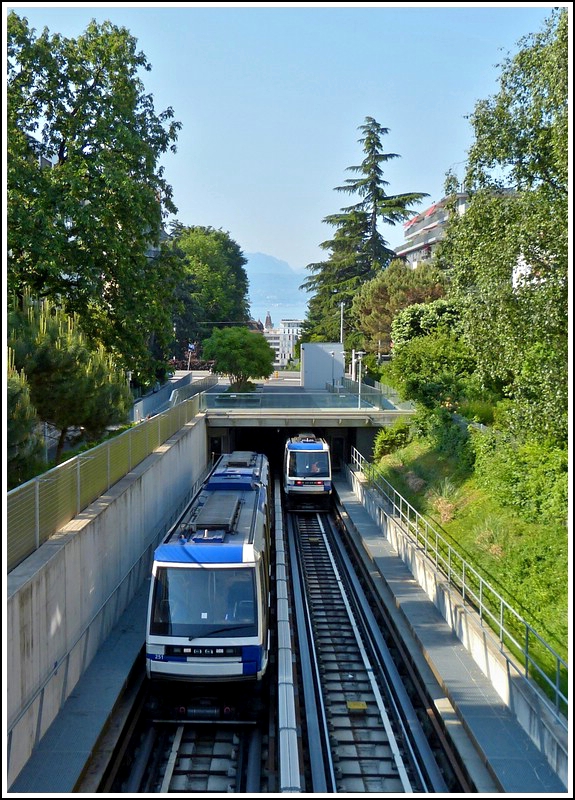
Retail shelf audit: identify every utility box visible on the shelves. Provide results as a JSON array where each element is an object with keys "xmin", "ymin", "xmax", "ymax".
[{"xmin": 301, "ymin": 342, "xmax": 345, "ymax": 389}]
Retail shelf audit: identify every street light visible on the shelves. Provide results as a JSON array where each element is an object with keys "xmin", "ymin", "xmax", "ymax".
[
  {"xmin": 329, "ymin": 350, "xmax": 335, "ymax": 387},
  {"xmin": 336, "ymin": 350, "xmax": 345, "ymax": 392},
  {"xmin": 340, "ymin": 301, "xmax": 344, "ymax": 344},
  {"xmin": 356, "ymin": 351, "xmax": 365, "ymax": 409}
]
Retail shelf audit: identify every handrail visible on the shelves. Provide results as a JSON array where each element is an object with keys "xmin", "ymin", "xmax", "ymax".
[
  {"xmin": 6, "ymin": 379, "xmax": 216, "ymax": 573},
  {"xmin": 349, "ymin": 446, "xmax": 567, "ymax": 724}
]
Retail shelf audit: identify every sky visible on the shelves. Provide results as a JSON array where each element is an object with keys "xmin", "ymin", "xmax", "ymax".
[{"xmin": 4, "ymin": 2, "xmax": 566, "ymax": 319}]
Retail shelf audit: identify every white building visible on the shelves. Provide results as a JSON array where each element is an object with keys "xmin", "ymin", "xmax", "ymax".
[
  {"xmin": 261, "ymin": 313, "xmax": 303, "ymax": 367},
  {"xmin": 300, "ymin": 342, "xmax": 345, "ymax": 390}
]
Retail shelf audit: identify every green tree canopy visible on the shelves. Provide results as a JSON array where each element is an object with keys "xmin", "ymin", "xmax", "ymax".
[
  {"xmin": 385, "ymin": 330, "xmax": 476, "ymax": 410},
  {"xmin": 439, "ymin": 8, "xmax": 567, "ymax": 446},
  {"xmin": 465, "ymin": 8, "xmax": 567, "ymax": 193},
  {"xmin": 8, "ymin": 296, "xmax": 133, "ymax": 463},
  {"xmin": 166, "ymin": 225, "xmax": 250, "ymax": 355},
  {"xmin": 330, "ymin": 117, "xmax": 429, "ymax": 266},
  {"xmin": 7, "ymin": 11, "xmax": 182, "ymax": 377},
  {"xmin": 202, "ymin": 327, "xmax": 275, "ymax": 390},
  {"xmin": 351, "ymin": 259, "xmax": 446, "ymax": 354},
  {"xmin": 7, "ymin": 351, "xmax": 44, "ymax": 489},
  {"xmin": 390, "ymin": 298, "xmax": 460, "ymax": 349}
]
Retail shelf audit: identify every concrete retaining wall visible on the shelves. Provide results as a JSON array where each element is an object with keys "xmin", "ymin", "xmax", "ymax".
[
  {"xmin": 345, "ymin": 467, "xmax": 568, "ymax": 787},
  {"xmin": 6, "ymin": 416, "xmax": 208, "ymax": 787}
]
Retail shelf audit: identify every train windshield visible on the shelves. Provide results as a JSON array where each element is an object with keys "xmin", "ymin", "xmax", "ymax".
[
  {"xmin": 150, "ymin": 566, "xmax": 257, "ymax": 638},
  {"xmin": 288, "ymin": 451, "xmax": 330, "ymax": 478}
]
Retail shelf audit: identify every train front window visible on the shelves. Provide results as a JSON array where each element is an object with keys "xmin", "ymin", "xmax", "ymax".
[
  {"xmin": 150, "ymin": 566, "xmax": 257, "ymax": 637},
  {"xmin": 289, "ymin": 451, "xmax": 329, "ymax": 478}
]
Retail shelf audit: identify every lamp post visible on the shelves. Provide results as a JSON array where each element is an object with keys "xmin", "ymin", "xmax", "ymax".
[
  {"xmin": 340, "ymin": 301, "xmax": 344, "ymax": 344},
  {"xmin": 337, "ymin": 350, "xmax": 345, "ymax": 392},
  {"xmin": 330, "ymin": 351, "xmax": 335, "ymax": 387},
  {"xmin": 356, "ymin": 351, "xmax": 365, "ymax": 409}
]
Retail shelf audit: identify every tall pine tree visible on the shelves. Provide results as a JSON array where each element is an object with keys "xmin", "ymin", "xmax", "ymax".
[{"xmin": 301, "ymin": 117, "xmax": 428, "ymax": 343}]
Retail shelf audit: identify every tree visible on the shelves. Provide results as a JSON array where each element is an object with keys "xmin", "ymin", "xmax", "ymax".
[
  {"xmin": 301, "ymin": 117, "xmax": 428, "ymax": 343},
  {"xmin": 385, "ymin": 330, "xmax": 476, "ymax": 410},
  {"xmin": 8, "ymin": 296, "xmax": 133, "ymax": 463},
  {"xmin": 390, "ymin": 298, "xmax": 460, "ymax": 349},
  {"xmin": 167, "ymin": 225, "xmax": 250, "ymax": 354},
  {"xmin": 465, "ymin": 8, "xmax": 567, "ymax": 193},
  {"xmin": 7, "ymin": 352, "xmax": 44, "ymax": 489},
  {"xmin": 7, "ymin": 12, "xmax": 182, "ymax": 376},
  {"xmin": 439, "ymin": 8, "xmax": 567, "ymax": 446},
  {"xmin": 330, "ymin": 117, "xmax": 429, "ymax": 268},
  {"xmin": 351, "ymin": 259, "xmax": 446, "ymax": 353},
  {"xmin": 202, "ymin": 328, "xmax": 275, "ymax": 390}
]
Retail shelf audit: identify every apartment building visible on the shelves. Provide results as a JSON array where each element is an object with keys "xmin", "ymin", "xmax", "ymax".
[{"xmin": 394, "ymin": 192, "xmax": 468, "ymax": 267}]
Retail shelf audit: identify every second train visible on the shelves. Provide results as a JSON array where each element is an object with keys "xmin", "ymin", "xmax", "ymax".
[{"xmin": 283, "ymin": 432, "xmax": 332, "ymax": 511}]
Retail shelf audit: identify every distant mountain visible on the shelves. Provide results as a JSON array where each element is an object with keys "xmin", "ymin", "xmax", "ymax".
[{"xmin": 244, "ymin": 252, "xmax": 310, "ymax": 325}]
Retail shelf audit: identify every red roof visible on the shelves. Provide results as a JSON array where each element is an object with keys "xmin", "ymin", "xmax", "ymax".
[{"xmin": 404, "ymin": 215, "xmax": 421, "ymax": 228}]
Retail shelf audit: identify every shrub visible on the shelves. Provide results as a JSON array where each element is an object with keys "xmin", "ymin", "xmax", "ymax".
[
  {"xmin": 411, "ymin": 407, "xmax": 474, "ymax": 471},
  {"xmin": 470, "ymin": 430, "xmax": 568, "ymax": 524},
  {"xmin": 373, "ymin": 419, "xmax": 412, "ymax": 460},
  {"xmin": 457, "ymin": 399, "xmax": 495, "ymax": 425},
  {"xmin": 427, "ymin": 477, "xmax": 461, "ymax": 523}
]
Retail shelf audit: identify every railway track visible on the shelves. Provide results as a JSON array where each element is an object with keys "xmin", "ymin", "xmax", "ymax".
[
  {"xmin": 286, "ymin": 509, "xmax": 465, "ymax": 793},
  {"xmin": 102, "ymin": 685, "xmax": 275, "ymax": 793}
]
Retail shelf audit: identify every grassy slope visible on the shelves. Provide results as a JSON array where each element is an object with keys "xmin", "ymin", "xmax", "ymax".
[{"xmin": 374, "ymin": 440, "xmax": 568, "ymax": 665}]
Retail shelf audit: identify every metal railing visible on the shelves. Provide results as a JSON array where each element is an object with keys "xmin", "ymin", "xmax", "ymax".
[
  {"xmin": 201, "ymin": 384, "xmax": 414, "ymax": 413},
  {"xmin": 349, "ymin": 447, "xmax": 568, "ymax": 723},
  {"xmin": 333, "ymin": 377, "xmax": 416, "ymax": 411},
  {"xmin": 7, "ymin": 378, "xmax": 216, "ymax": 573},
  {"xmin": 359, "ymin": 377, "xmax": 417, "ymax": 411}
]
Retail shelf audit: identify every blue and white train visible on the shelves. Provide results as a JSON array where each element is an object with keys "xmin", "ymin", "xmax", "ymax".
[
  {"xmin": 283, "ymin": 433, "xmax": 332, "ymax": 511},
  {"xmin": 146, "ymin": 451, "xmax": 273, "ymax": 685}
]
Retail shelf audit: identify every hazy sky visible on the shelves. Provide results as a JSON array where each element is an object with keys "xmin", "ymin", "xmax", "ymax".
[{"xmin": 5, "ymin": 3, "xmax": 563, "ymax": 275}]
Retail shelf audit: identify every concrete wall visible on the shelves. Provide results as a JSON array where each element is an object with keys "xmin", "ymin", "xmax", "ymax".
[
  {"xmin": 345, "ymin": 466, "xmax": 568, "ymax": 788},
  {"xmin": 353, "ymin": 427, "xmax": 378, "ymax": 461},
  {"xmin": 6, "ymin": 415, "xmax": 209, "ymax": 787}
]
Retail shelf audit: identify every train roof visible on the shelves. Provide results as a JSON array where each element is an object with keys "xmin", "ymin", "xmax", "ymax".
[
  {"xmin": 207, "ymin": 451, "xmax": 268, "ymax": 491},
  {"xmin": 154, "ymin": 451, "xmax": 269, "ymax": 566},
  {"xmin": 286, "ymin": 433, "xmax": 328, "ymax": 451}
]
